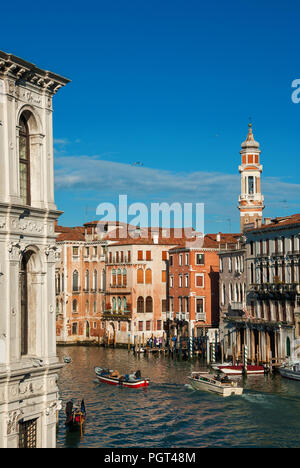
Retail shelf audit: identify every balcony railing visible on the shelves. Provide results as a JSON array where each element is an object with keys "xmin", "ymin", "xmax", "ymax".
[
  {"xmin": 102, "ymin": 309, "xmax": 132, "ymax": 321},
  {"xmin": 196, "ymin": 313, "xmax": 206, "ymax": 322},
  {"xmin": 109, "ymin": 283, "xmax": 128, "ymax": 288}
]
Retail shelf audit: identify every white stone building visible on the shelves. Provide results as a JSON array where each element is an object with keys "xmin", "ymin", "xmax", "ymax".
[{"xmin": 0, "ymin": 51, "xmax": 69, "ymax": 448}]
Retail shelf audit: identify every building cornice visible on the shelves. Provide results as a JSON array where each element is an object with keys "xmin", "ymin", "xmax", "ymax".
[{"xmin": 0, "ymin": 50, "xmax": 70, "ymax": 95}]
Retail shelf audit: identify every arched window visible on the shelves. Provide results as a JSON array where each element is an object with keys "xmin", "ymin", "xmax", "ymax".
[
  {"xmin": 85, "ymin": 270, "xmax": 90, "ymax": 290},
  {"xmin": 72, "ymin": 299, "xmax": 78, "ymax": 314},
  {"xmin": 145, "ymin": 268, "xmax": 152, "ymax": 284},
  {"xmin": 73, "ymin": 270, "xmax": 79, "ymax": 292},
  {"xmin": 117, "ymin": 268, "xmax": 122, "ymax": 286},
  {"xmin": 123, "ymin": 269, "xmax": 127, "ymax": 286},
  {"xmin": 112, "ymin": 297, "xmax": 116, "ymax": 311},
  {"xmin": 19, "ymin": 115, "xmax": 31, "ymax": 205},
  {"xmin": 123, "ymin": 296, "xmax": 127, "ymax": 310},
  {"xmin": 145, "ymin": 296, "xmax": 153, "ymax": 313},
  {"xmin": 137, "ymin": 268, "xmax": 144, "ymax": 284},
  {"xmin": 137, "ymin": 296, "xmax": 144, "ymax": 313},
  {"xmin": 112, "ymin": 269, "xmax": 116, "ymax": 286},
  {"xmin": 118, "ymin": 296, "xmax": 122, "ymax": 310},
  {"xmin": 93, "ymin": 270, "xmax": 98, "ymax": 290}
]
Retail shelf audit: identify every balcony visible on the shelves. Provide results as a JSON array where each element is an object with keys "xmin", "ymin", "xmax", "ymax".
[
  {"xmin": 230, "ymin": 301, "xmax": 244, "ymax": 310},
  {"xmin": 196, "ymin": 313, "xmax": 206, "ymax": 322},
  {"xmin": 107, "ymin": 256, "xmax": 131, "ymax": 265},
  {"xmin": 109, "ymin": 283, "xmax": 128, "ymax": 289},
  {"xmin": 249, "ymin": 282, "xmax": 300, "ymax": 298},
  {"xmin": 102, "ymin": 309, "xmax": 132, "ymax": 321}
]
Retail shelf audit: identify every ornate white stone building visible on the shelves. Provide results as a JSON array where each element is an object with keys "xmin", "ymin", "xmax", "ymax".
[{"xmin": 0, "ymin": 51, "xmax": 69, "ymax": 448}]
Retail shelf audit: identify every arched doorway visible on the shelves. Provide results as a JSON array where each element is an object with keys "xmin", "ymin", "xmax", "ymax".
[
  {"xmin": 287, "ymin": 337, "xmax": 291, "ymax": 357},
  {"xmin": 86, "ymin": 321, "xmax": 90, "ymax": 338}
]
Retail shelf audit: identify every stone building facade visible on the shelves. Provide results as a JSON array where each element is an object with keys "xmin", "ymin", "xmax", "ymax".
[
  {"xmin": 219, "ymin": 124, "xmax": 300, "ymax": 364},
  {"xmin": 0, "ymin": 51, "xmax": 69, "ymax": 447}
]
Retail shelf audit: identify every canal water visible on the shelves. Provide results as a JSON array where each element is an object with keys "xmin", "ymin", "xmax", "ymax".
[{"xmin": 56, "ymin": 346, "xmax": 300, "ymax": 448}]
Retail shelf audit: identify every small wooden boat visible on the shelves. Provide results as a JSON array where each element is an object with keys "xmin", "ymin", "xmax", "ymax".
[
  {"xmin": 188, "ymin": 372, "xmax": 243, "ymax": 397},
  {"xmin": 213, "ymin": 364, "xmax": 267, "ymax": 375},
  {"xmin": 279, "ymin": 361, "xmax": 300, "ymax": 381},
  {"xmin": 65, "ymin": 399, "xmax": 86, "ymax": 435},
  {"xmin": 95, "ymin": 367, "xmax": 150, "ymax": 388}
]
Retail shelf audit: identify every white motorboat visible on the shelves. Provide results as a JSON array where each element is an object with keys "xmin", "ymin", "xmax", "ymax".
[
  {"xmin": 279, "ymin": 361, "xmax": 300, "ymax": 381},
  {"xmin": 188, "ymin": 372, "xmax": 243, "ymax": 397}
]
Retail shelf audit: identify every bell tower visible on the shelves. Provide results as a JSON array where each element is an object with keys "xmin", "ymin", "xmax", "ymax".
[{"xmin": 238, "ymin": 123, "xmax": 264, "ymax": 232}]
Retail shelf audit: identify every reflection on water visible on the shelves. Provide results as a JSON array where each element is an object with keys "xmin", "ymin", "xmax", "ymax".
[{"xmin": 56, "ymin": 346, "xmax": 300, "ymax": 448}]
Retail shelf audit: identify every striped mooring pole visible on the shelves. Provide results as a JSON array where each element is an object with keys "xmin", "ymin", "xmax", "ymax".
[
  {"xmin": 189, "ymin": 336, "xmax": 193, "ymax": 359},
  {"xmin": 244, "ymin": 345, "xmax": 248, "ymax": 373},
  {"xmin": 212, "ymin": 341, "xmax": 216, "ymax": 363}
]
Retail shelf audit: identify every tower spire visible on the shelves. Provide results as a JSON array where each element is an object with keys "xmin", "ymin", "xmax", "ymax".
[{"xmin": 238, "ymin": 123, "xmax": 264, "ymax": 232}]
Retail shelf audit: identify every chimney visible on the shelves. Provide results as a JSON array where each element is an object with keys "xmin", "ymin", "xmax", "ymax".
[
  {"xmin": 152, "ymin": 233, "xmax": 159, "ymax": 244},
  {"xmin": 216, "ymin": 232, "xmax": 221, "ymax": 242},
  {"xmin": 256, "ymin": 218, "xmax": 262, "ymax": 228},
  {"xmin": 264, "ymin": 217, "xmax": 271, "ymax": 225}
]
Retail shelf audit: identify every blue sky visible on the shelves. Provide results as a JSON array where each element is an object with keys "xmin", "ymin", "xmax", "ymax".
[{"xmin": 2, "ymin": 0, "xmax": 300, "ymax": 233}]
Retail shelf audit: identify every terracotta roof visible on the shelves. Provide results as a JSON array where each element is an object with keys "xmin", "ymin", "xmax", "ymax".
[
  {"xmin": 169, "ymin": 232, "xmax": 241, "ymax": 251},
  {"xmin": 247, "ymin": 214, "xmax": 300, "ymax": 233},
  {"xmin": 55, "ymin": 224, "xmax": 85, "ymax": 242}
]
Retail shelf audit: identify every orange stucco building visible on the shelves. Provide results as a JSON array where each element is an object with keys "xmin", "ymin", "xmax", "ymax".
[{"xmin": 168, "ymin": 233, "xmax": 241, "ymax": 337}]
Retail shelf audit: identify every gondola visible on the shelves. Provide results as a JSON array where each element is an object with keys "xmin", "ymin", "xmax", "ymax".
[
  {"xmin": 65, "ymin": 399, "xmax": 86, "ymax": 435},
  {"xmin": 95, "ymin": 367, "xmax": 150, "ymax": 388}
]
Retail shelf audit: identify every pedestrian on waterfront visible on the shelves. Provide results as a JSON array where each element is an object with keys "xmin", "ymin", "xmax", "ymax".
[
  {"xmin": 154, "ymin": 337, "xmax": 157, "ymax": 348},
  {"xmin": 159, "ymin": 336, "xmax": 162, "ymax": 348}
]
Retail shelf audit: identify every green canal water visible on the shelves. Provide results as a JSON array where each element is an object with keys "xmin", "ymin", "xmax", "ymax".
[{"xmin": 56, "ymin": 346, "xmax": 300, "ymax": 448}]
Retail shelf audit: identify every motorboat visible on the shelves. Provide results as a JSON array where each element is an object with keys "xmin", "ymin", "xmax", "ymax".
[
  {"xmin": 188, "ymin": 372, "xmax": 243, "ymax": 397},
  {"xmin": 94, "ymin": 367, "xmax": 150, "ymax": 388},
  {"xmin": 279, "ymin": 361, "xmax": 300, "ymax": 381},
  {"xmin": 212, "ymin": 364, "xmax": 267, "ymax": 375}
]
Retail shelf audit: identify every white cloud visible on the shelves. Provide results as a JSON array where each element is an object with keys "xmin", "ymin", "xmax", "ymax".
[{"xmin": 54, "ymin": 155, "xmax": 300, "ymax": 230}]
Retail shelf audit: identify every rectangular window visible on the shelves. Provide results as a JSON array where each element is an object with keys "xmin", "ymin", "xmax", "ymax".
[
  {"xmin": 146, "ymin": 250, "xmax": 152, "ymax": 261},
  {"xmin": 196, "ymin": 298, "xmax": 204, "ymax": 313},
  {"xmin": 19, "ymin": 418, "xmax": 37, "ymax": 449},
  {"xmin": 185, "ymin": 253, "xmax": 189, "ymax": 265},
  {"xmin": 138, "ymin": 321, "xmax": 143, "ymax": 331},
  {"xmin": 170, "ymin": 275, "xmax": 174, "ymax": 288},
  {"xmin": 127, "ymin": 250, "xmax": 131, "ymax": 262},
  {"xmin": 162, "ymin": 251, "xmax": 167, "ymax": 261},
  {"xmin": 185, "ymin": 274, "xmax": 189, "ymax": 287},
  {"xmin": 137, "ymin": 250, "xmax": 143, "ymax": 261},
  {"xmin": 72, "ymin": 246, "xmax": 79, "ymax": 257},
  {"xmin": 179, "ymin": 254, "xmax": 183, "ymax": 266},
  {"xmin": 179, "ymin": 274, "xmax": 183, "ymax": 287},
  {"xmin": 146, "ymin": 320, "xmax": 151, "ymax": 331},
  {"xmin": 169, "ymin": 255, "xmax": 173, "ymax": 266},
  {"xmin": 195, "ymin": 274, "xmax": 204, "ymax": 287},
  {"xmin": 162, "ymin": 270, "xmax": 167, "ymax": 283},
  {"xmin": 72, "ymin": 322, "xmax": 78, "ymax": 335},
  {"xmin": 162, "ymin": 299, "xmax": 167, "ymax": 313},
  {"xmin": 195, "ymin": 253, "xmax": 205, "ymax": 265},
  {"xmin": 157, "ymin": 320, "xmax": 162, "ymax": 330}
]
